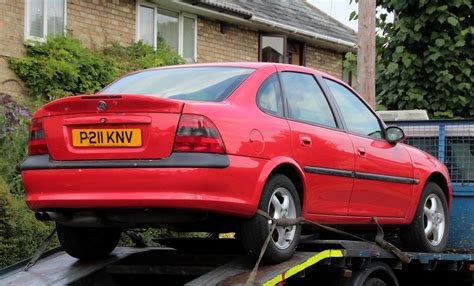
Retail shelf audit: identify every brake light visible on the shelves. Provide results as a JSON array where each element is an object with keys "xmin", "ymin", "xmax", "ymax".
[
  {"xmin": 173, "ymin": 114, "xmax": 226, "ymax": 154},
  {"xmin": 28, "ymin": 117, "xmax": 48, "ymax": 155}
]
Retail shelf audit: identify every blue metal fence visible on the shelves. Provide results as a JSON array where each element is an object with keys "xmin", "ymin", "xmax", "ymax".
[{"xmin": 387, "ymin": 119, "xmax": 474, "ymax": 250}]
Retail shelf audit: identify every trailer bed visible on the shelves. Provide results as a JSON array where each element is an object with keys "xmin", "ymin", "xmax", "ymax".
[{"xmin": 1, "ymin": 238, "xmax": 473, "ymax": 286}]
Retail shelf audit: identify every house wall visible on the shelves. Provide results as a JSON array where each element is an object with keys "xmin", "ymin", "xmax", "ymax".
[
  {"xmin": 305, "ymin": 45, "xmax": 344, "ymax": 79},
  {"xmin": 67, "ymin": 0, "xmax": 135, "ymax": 49},
  {"xmin": 0, "ymin": 0, "xmax": 26, "ymax": 99},
  {"xmin": 0, "ymin": 1, "xmax": 347, "ymax": 102},
  {"xmin": 197, "ymin": 17, "xmax": 259, "ymax": 63}
]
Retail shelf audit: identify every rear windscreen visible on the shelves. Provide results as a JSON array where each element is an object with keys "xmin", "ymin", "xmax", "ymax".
[{"xmin": 100, "ymin": 67, "xmax": 255, "ymax": 102}]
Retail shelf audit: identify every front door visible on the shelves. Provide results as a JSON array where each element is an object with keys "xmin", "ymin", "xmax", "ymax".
[
  {"xmin": 279, "ymin": 70, "xmax": 355, "ymax": 216},
  {"xmin": 323, "ymin": 78, "xmax": 414, "ymax": 218}
]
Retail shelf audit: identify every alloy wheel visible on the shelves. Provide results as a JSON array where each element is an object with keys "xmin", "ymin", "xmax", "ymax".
[
  {"xmin": 423, "ymin": 193, "xmax": 446, "ymax": 246},
  {"xmin": 267, "ymin": 187, "xmax": 297, "ymax": 249}
]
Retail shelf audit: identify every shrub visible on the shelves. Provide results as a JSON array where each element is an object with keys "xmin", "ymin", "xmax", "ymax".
[
  {"xmin": 103, "ymin": 41, "xmax": 185, "ymax": 74},
  {"xmin": 0, "ymin": 95, "xmax": 31, "ymax": 195},
  {"xmin": 9, "ymin": 36, "xmax": 117, "ymax": 102},
  {"xmin": 0, "ymin": 178, "xmax": 56, "ymax": 268},
  {"xmin": 9, "ymin": 35, "xmax": 184, "ymax": 102}
]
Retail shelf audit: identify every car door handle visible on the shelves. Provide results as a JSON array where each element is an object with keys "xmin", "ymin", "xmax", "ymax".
[
  {"xmin": 300, "ymin": 136, "xmax": 312, "ymax": 146},
  {"xmin": 357, "ymin": 146, "xmax": 366, "ymax": 156}
]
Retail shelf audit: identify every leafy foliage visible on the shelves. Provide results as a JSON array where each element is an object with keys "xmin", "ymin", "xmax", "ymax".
[
  {"xmin": 0, "ymin": 178, "xmax": 57, "ymax": 268},
  {"xmin": 9, "ymin": 36, "xmax": 116, "ymax": 102},
  {"xmin": 9, "ymin": 35, "xmax": 184, "ymax": 102},
  {"xmin": 375, "ymin": 1, "xmax": 473, "ymax": 118},
  {"xmin": 0, "ymin": 95, "xmax": 31, "ymax": 195},
  {"xmin": 103, "ymin": 41, "xmax": 185, "ymax": 74}
]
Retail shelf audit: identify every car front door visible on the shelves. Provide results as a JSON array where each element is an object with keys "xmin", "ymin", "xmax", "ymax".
[
  {"xmin": 323, "ymin": 78, "xmax": 414, "ymax": 218},
  {"xmin": 278, "ymin": 70, "xmax": 355, "ymax": 216}
]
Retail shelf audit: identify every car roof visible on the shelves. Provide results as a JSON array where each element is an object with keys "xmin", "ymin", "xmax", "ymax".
[{"xmin": 142, "ymin": 62, "xmax": 333, "ymax": 78}]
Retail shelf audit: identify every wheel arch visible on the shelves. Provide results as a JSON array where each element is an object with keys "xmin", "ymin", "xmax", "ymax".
[
  {"xmin": 257, "ymin": 158, "xmax": 306, "ymax": 210},
  {"xmin": 406, "ymin": 171, "xmax": 452, "ymax": 224},
  {"xmin": 425, "ymin": 171, "xmax": 451, "ymax": 207},
  {"xmin": 269, "ymin": 163, "xmax": 305, "ymax": 207}
]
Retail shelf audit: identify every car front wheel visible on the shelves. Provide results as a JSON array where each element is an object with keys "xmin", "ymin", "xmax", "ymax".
[
  {"xmin": 57, "ymin": 223, "xmax": 122, "ymax": 260},
  {"xmin": 240, "ymin": 174, "xmax": 301, "ymax": 264},
  {"xmin": 402, "ymin": 182, "xmax": 449, "ymax": 252}
]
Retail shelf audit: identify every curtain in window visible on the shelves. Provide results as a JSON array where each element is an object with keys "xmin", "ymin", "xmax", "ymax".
[
  {"xmin": 47, "ymin": 0, "xmax": 64, "ymax": 36},
  {"xmin": 183, "ymin": 16, "xmax": 195, "ymax": 62},
  {"xmin": 139, "ymin": 5, "xmax": 154, "ymax": 45},
  {"xmin": 29, "ymin": 0, "xmax": 45, "ymax": 38},
  {"xmin": 157, "ymin": 9, "xmax": 178, "ymax": 52}
]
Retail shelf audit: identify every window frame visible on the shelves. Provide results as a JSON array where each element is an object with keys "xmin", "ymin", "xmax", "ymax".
[
  {"xmin": 279, "ymin": 71, "xmax": 341, "ymax": 130},
  {"xmin": 24, "ymin": 0, "xmax": 67, "ymax": 41},
  {"xmin": 321, "ymin": 77, "xmax": 388, "ymax": 141},
  {"xmin": 136, "ymin": 2, "xmax": 197, "ymax": 62}
]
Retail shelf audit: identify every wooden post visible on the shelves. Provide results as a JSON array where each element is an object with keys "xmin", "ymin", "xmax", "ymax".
[{"xmin": 357, "ymin": 0, "xmax": 376, "ymax": 108}]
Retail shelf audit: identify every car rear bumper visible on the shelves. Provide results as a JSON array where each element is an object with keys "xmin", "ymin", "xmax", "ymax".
[{"xmin": 21, "ymin": 153, "xmax": 268, "ymax": 218}]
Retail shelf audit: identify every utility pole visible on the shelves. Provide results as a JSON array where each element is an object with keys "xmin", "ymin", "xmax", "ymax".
[{"xmin": 357, "ymin": 0, "xmax": 376, "ymax": 108}]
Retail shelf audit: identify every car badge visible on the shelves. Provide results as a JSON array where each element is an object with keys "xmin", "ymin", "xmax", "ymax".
[{"xmin": 97, "ymin": 101, "xmax": 107, "ymax": 112}]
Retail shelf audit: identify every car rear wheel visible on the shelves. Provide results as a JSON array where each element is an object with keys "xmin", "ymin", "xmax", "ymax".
[
  {"xmin": 56, "ymin": 223, "xmax": 122, "ymax": 260},
  {"xmin": 240, "ymin": 174, "xmax": 301, "ymax": 264},
  {"xmin": 402, "ymin": 182, "xmax": 449, "ymax": 252}
]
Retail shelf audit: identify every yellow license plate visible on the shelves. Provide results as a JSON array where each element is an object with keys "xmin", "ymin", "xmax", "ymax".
[{"xmin": 72, "ymin": 129, "xmax": 142, "ymax": 147}]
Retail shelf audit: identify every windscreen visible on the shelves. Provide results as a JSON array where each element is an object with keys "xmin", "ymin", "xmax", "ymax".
[{"xmin": 100, "ymin": 67, "xmax": 255, "ymax": 102}]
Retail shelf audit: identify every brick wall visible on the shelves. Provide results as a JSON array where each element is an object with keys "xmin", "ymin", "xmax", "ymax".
[
  {"xmin": 0, "ymin": 0, "xmax": 25, "ymax": 58},
  {"xmin": 67, "ymin": 0, "xmax": 135, "ymax": 49},
  {"xmin": 197, "ymin": 17, "xmax": 258, "ymax": 63},
  {"xmin": 305, "ymin": 45, "xmax": 344, "ymax": 79},
  {"xmin": 0, "ymin": 0, "xmax": 26, "ymax": 99},
  {"xmin": 196, "ymin": 18, "xmax": 343, "ymax": 79}
]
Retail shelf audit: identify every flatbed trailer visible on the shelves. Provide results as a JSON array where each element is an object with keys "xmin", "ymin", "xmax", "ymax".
[{"xmin": 1, "ymin": 237, "xmax": 473, "ymax": 286}]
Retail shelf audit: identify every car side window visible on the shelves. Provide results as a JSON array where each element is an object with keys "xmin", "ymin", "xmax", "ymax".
[
  {"xmin": 257, "ymin": 73, "xmax": 283, "ymax": 116},
  {"xmin": 324, "ymin": 78, "xmax": 383, "ymax": 139},
  {"xmin": 280, "ymin": 72, "xmax": 336, "ymax": 128}
]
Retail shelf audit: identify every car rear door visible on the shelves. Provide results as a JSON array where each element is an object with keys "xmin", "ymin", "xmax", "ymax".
[
  {"xmin": 277, "ymin": 69, "xmax": 355, "ymax": 216},
  {"xmin": 322, "ymin": 78, "xmax": 414, "ymax": 218}
]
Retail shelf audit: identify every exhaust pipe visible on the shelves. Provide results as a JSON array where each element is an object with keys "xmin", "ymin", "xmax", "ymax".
[
  {"xmin": 35, "ymin": 212, "xmax": 46, "ymax": 221},
  {"xmin": 35, "ymin": 211, "xmax": 103, "ymax": 226},
  {"xmin": 35, "ymin": 211, "xmax": 69, "ymax": 222}
]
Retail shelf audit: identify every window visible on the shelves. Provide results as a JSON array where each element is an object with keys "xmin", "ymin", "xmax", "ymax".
[
  {"xmin": 137, "ymin": 4, "xmax": 197, "ymax": 63},
  {"xmin": 25, "ymin": 0, "xmax": 66, "ymax": 40},
  {"xmin": 100, "ymin": 67, "xmax": 254, "ymax": 102},
  {"xmin": 281, "ymin": 72, "xmax": 336, "ymax": 128},
  {"xmin": 260, "ymin": 35, "xmax": 285, "ymax": 63},
  {"xmin": 257, "ymin": 74, "xmax": 283, "ymax": 116},
  {"xmin": 157, "ymin": 9, "xmax": 179, "ymax": 52},
  {"xmin": 324, "ymin": 79, "xmax": 382, "ymax": 139},
  {"xmin": 259, "ymin": 35, "xmax": 305, "ymax": 65}
]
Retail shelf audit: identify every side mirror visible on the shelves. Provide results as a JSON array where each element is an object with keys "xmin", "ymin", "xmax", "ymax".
[{"xmin": 386, "ymin": 126, "xmax": 406, "ymax": 144}]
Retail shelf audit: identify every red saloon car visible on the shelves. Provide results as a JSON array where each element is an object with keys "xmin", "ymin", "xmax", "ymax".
[{"xmin": 21, "ymin": 63, "xmax": 452, "ymax": 264}]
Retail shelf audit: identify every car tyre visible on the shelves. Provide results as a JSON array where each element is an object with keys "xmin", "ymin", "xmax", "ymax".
[
  {"xmin": 241, "ymin": 174, "xmax": 301, "ymax": 264},
  {"xmin": 57, "ymin": 223, "xmax": 122, "ymax": 260},
  {"xmin": 402, "ymin": 182, "xmax": 449, "ymax": 252}
]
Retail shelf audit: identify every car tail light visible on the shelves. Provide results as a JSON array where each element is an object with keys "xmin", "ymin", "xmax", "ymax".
[
  {"xmin": 28, "ymin": 117, "xmax": 48, "ymax": 155},
  {"xmin": 173, "ymin": 114, "xmax": 226, "ymax": 154}
]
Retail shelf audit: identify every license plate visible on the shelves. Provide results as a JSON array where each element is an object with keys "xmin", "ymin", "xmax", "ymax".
[{"xmin": 72, "ymin": 129, "xmax": 142, "ymax": 147}]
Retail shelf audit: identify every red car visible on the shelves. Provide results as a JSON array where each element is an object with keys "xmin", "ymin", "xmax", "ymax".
[{"xmin": 21, "ymin": 63, "xmax": 452, "ymax": 263}]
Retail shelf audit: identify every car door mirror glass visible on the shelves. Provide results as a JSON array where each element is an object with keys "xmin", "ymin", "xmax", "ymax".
[{"xmin": 386, "ymin": 126, "xmax": 406, "ymax": 143}]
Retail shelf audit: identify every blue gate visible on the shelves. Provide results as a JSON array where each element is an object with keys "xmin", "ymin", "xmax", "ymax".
[{"xmin": 388, "ymin": 120, "xmax": 474, "ymax": 250}]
